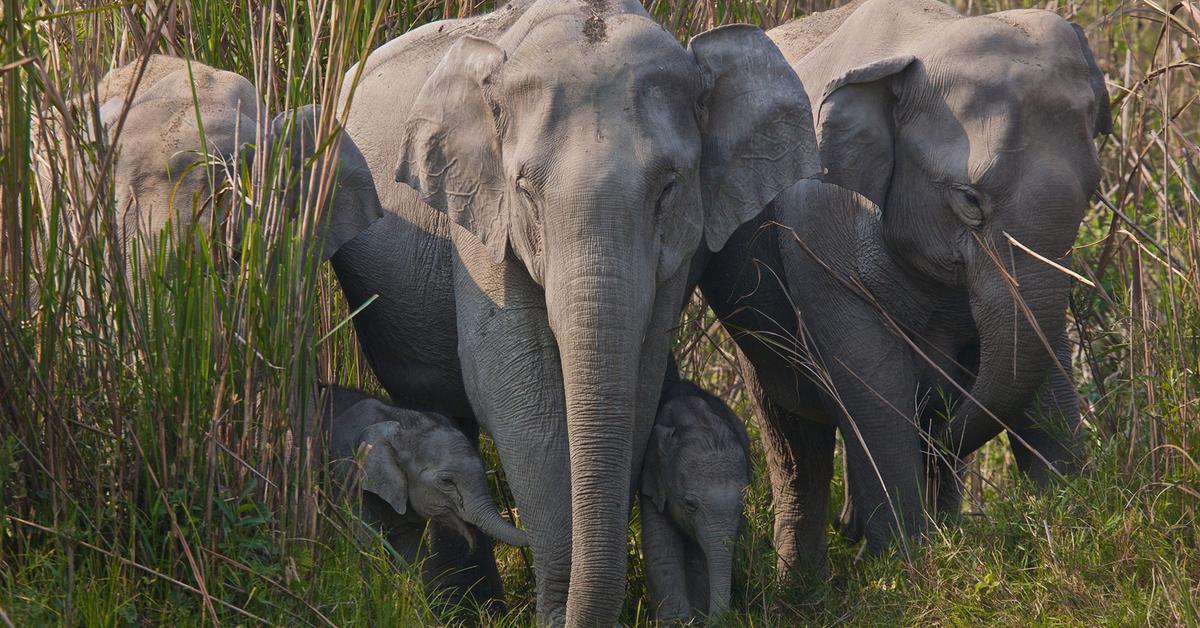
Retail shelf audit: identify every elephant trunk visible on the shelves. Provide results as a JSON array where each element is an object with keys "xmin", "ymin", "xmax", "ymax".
[
  {"xmin": 549, "ymin": 248, "xmax": 652, "ymax": 627},
  {"xmin": 463, "ymin": 493, "xmax": 528, "ymax": 548},
  {"xmin": 702, "ymin": 532, "xmax": 736, "ymax": 618},
  {"xmin": 949, "ymin": 235, "xmax": 1070, "ymax": 457}
]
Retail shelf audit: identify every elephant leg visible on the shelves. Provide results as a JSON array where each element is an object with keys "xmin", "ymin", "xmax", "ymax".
[
  {"xmin": 743, "ymin": 363, "xmax": 836, "ymax": 580},
  {"xmin": 930, "ymin": 454, "xmax": 966, "ymax": 523},
  {"xmin": 420, "ymin": 526, "xmax": 505, "ymax": 617},
  {"xmin": 1009, "ymin": 332, "xmax": 1083, "ymax": 486},
  {"xmin": 809, "ymin": 310, "xmax": 925, "ymax": 556},
  {"xmin": 360, "ymin": 493, "xmax": 423, "ymax": 565},
  {"xmin": 640, "ymin": 496, "xmax": 692, "ymax": 622},
  {"xmin": 454, "ymin": 250, "xmax": 572, "ymax": 625},
  {"xmin": 844, "ymin": 415, "xmax": 959, "ymax": 540}
]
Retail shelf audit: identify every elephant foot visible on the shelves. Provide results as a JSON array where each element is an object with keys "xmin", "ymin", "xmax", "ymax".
[
  {"xmin": 834, "ymin": 500, "xmax": 864, "ymax": 544},
  {"xmin": 537, "ymin": 605, "xmax": 567, "ymax": 627},
  {"xmin": 776, "ymin": 549, "xmax": 830, "ymax": 585}
]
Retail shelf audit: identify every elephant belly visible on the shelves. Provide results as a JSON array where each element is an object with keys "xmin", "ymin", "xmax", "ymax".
[{"xmin": 331, "ymin": 211, "xmax": 473, "ymax": 418}]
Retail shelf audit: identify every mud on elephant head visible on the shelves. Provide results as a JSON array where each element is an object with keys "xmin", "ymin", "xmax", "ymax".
[{"xmin": 94, "ymin": 55, "xmax": 382, "ymax": 260}]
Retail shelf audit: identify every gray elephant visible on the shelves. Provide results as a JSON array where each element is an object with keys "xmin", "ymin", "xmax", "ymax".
[
  {"xmin": 692, "ymin": 0, "xmax": 1110, "ymax": 574},
  {"xmin": 330, "ymin": 1, "xmax": 817, "ymax": 623},
  {"xmin": 91, "ymin": 55, "xmax": 381, "ymax": 260},
  {"xmin": 323, "ymin": 385, "xmax": 527, "ymax": 609},
  {"xmin": 640, "ymin": 378, "xmax": 750, "ymax": 622}
]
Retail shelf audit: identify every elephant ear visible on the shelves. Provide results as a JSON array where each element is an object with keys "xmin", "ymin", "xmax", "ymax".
[
  {"xmin": 261, "ymin": 105, "xmax": 385, "ymax": 260},
  {"xmin": 357, "ymin": 422, "xmax": 409, "ymax": 515},
  {"xmin": 689, "ymin": 24, "xmax": 820, "ymax": 252},
  {"xmin": 815, "ymin": 55, "xmax": 916, "ymax": 207},
  {"xmin": 395, "ymin": 36, "xmax": 509, "ymax": 262},
  {"xmin": 641, "ymin": 424, "xmax": 676, "ymax": 513},
  {"xmin": 1069, "ymin": 23, "xmax": 1113, "ymax": 137}
]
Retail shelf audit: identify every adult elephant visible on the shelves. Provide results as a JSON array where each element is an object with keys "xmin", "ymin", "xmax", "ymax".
[
  {"xmin": 693, "ymin": 0, "xmax": 1110, "ymax": 574},
  {"xmin": 74, "ymin": 55, "xmax": 383, "ymax": 261},
  {"xmin": 330, "ymin": 1, "xmax": 817, "ymax": 624}
]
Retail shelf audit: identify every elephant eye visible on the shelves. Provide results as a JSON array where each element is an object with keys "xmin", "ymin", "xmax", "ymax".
[
  {"xmin": 515, "ymin": 176, "xmax": 536, "ymax": 203},
  {"xmin": 683, "ymin": 495, "xmax": 700, "ymax": 513},
  {"xmin": 438, "ymin": 474, "xmax": 455, "ymax": 489},
  {"xmin": 656, "ymin": 175, "xmax": 679, "ymax": 218},
  {"xmin": 947, "ymin": 183, "xmax": 986, "ymax": 228}
]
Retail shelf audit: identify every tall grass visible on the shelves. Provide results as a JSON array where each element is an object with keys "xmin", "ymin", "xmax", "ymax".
[{"xmin": 1, "ymin": 0, "xmax": 1197, "ymax": 625}]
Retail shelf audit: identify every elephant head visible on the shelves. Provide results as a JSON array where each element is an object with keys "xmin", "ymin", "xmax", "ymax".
[
  {"xmin": 642, "ymin": 381, "xmax": 751, "ymax": 619},
  {"xmin": 97, "ymin": 56, "xmax": 382, "ymax": 260},
  {"xmin": 331, "ymin": 397, "xmax": 528, "ymax": 549},
  {"xmin": 808, "ymin": 10, "xmax": 1110, "ymax": 455},
  {"xmin": 393, "ymin": 2, "xmax": 816, "ymax": 620}
]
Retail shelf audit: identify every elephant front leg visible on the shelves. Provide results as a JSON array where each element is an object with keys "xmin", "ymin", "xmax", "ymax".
[
  {"xmin": 810, "ymin": 306, "xmax": 926, "ymax": 555},
  {"xmin": 421, "ymin": 521, "xmax": 507, "ymax": 616},
  {"xmin": 640, "ymin": 496, "xmax": 692, "ymax": 622},
  {"xmin": 454, "ymin": 249, "xmax": 572, "ymax": 624},
  {"xmin": 742, "ymin": 363, "xmax": 837, "ymax": 580}
]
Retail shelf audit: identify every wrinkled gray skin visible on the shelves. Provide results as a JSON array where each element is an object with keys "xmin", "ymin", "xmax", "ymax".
[
  {"xmin": 332, "ymin": 1, "xmax": 817, "ymax": 623},
  {"xmin": 694, "ymin": 0, "xmax": 1109, "ymax": 574},
  {"xmin": 323, "ymin": 386, "xmax": 527, "ymax": 607},
  {"xmin": 92, "ymin": 56, "xmax": 382, "ymax": 260},
  {"xmin": 640, "ymin": 378, "xmax": 750, "ymax": 622}
]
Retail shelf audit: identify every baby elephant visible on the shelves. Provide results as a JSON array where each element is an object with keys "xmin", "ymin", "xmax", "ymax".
[
  {"xmin": 640, "ymin": 379, "xmax": 752, "ymax": 621},
  {"xmin": 323, "ymin": 386, "xmax": 527, "ymax": 575}
]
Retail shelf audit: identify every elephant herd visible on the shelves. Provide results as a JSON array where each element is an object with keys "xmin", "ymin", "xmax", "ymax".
[{"xmin": 75, "ymin": 0, "xmax": 1110, "ymax": 624}]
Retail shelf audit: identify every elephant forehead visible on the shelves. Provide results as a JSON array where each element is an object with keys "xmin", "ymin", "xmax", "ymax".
[
  {"xmin": 674, "ymin": 442, "xmax": 747, "ymax": 476},
  {"xmin": 414, "ymin": 427, "xmax": 476, "ymax": 461},
  {"xmin": 925, "ymin": 14, "xmax": 1094, "ymax": 112},
  {"xmin": 502, "ymin": 11, "xmax": 698, "ymax": 96}
]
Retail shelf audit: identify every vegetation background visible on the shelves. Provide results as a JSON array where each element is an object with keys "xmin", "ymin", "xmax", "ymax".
[{"xmin": 1, "ymin": 0, "xmax": 1197, "ymax": 624}]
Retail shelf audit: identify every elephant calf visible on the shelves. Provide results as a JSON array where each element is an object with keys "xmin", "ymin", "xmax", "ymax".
[
  {"xmin": 640, "ymin": 379, "xmax": 751, "ymax": 621},
  {"xmin": 322, "ymin": 386, "xmax": 527, "ymax": 607}
]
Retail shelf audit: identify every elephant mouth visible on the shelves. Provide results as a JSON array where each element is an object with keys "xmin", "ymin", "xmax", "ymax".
[{"xmin": 436, "ymin": 513, "xmax": 477, "ymax": 552}]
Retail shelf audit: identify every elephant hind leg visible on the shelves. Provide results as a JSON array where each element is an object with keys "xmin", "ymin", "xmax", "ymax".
[{"xmin": 743, "ymin": 366, "xmax": 836, "ymax": 581}]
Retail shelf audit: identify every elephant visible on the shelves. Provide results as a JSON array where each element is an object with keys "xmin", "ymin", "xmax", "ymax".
[
  {"xmin": 323, "ymin": 385, "xmax": 528, "ymax": 610},
  {"xmin": 89, "ymin": 55, "xmax": 382, "ymax": 261},
  {"xmin": 640, "ymin": 378, "xmax": 751, "ymax": 622},
  {"xmin": 690, "ymin": 0, "xmax": 1110, "ymax": 575},
  {"xmin": 330, "ymin": 1, "xmax": 818, "ymax": 623}
]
